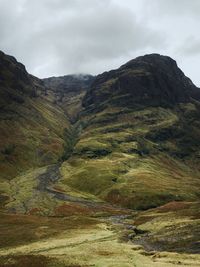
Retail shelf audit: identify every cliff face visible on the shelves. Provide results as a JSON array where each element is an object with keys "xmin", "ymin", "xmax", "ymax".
[
  {"xmin": 43, "ymin": 74, "xmax": 94, "ymax": 94},
  {"xmin": 0, "ymin": 51, "xmax": 36, "ymax": 107}
]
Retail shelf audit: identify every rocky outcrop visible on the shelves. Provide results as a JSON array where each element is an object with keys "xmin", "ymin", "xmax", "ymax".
[{"xmin": 43, "ymin": 74, "xmax": 94, "ymax": 94}]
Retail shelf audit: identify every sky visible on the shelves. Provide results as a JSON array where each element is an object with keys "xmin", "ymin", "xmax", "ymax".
[{"xmin": 0, "ymin": 0, "xmax": 200, "ymax": 86}]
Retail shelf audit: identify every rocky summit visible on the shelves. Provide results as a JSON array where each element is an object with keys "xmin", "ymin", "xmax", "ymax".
[
  {"xmin": 83, "ymin": 54, "xmax": 200, "ymax": 111},
  {"xmin": 0, "ymin": 51, "xmax": 200, "ymax": 267}
]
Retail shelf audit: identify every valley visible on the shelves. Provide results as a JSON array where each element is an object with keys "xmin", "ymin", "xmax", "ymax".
[{"xmin": 0, "ymin": 51, "xmax": 200, "ymax": 266}]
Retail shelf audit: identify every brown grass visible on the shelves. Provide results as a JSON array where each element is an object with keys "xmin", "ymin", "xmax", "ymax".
[
  {"xmin": 156, "ymin": 201, "xmax": 192, "ymax": 212},
  {"xmin": 0, "ymin": 255, "xmax": 51, "ymax": 267},
  {"xmin": 54, "ymin": 203, "xmax": 91, "ymax": 216},
  {"xmin": 0, "ymin": 212, "xmax": 97, "ymax": 249}
]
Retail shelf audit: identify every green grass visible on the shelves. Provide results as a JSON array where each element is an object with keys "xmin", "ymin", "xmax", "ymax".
[
  {"xmin": 0, "ymin": 96, "xmax": 69, "ymax": 180},
  {"xmin": 133, "ymin": 201, "xmax": 200, "ymax": 253},
  {"xmin": 58, "ymin": 104, "xmax": 200, "ymax": 210}
]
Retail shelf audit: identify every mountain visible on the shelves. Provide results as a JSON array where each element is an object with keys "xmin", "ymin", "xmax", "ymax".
[
  {"xmin": 59, "ymin": 53, "xmax": 200, "ymax": 210},
  {"xmin": 83, "ymin": 54, "xmax": 200, "ymax": 111},
  {"xmin": 0, "ymin": 51, "xmax": 200, "ymax": 264}
]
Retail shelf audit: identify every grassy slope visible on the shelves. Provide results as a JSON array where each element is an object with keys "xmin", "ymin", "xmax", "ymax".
[
  {"xmin": 0, "ymin": 96, "xmax": 69, "ymax": 180},
  {"xmin": 0, "ymin": 51, "xmax": 74, "ymax": 214},
  {"xmin": 133, "ymin": 201, "xmax": 200, "ymax": 253},
  {"xmin": 0, "ymin": 51, "xmax": 71, "ymax": 181},
  {"xmin": 59, "ymin": 103, "xmax": 200, "ymax": 210}
]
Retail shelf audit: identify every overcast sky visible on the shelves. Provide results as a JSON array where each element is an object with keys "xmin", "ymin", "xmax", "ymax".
[{"xmin": 0, "ymin": 0, "xmax": 200, "ymax": 86}]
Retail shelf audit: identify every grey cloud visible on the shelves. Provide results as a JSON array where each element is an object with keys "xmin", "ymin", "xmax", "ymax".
[
  {"xmin": 0, "ymin": 0, "xmax": 199, "ymax": 87},
  {"xmin": 143, "ymin": 0, "xmax": 200, "ymax": 17},
  {"xmin": 138, "ymin": 0, "xmax": 200, "ymax": 86},
  {"xmin": 0, "ymin": 0, "xmax": 164, "ymax": 77},
  {"xmin": 178, "ymin": 37, "xmax": 200, "ymax": 56}
]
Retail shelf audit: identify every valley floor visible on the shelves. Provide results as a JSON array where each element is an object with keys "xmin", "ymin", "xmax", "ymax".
[
  {"xmin": 0, "ymin": 164, "xmax": 199, "ymax": 266},
  {"xmin": 0, "ymin": 211, "xmax": 200, "ymax": 267}
]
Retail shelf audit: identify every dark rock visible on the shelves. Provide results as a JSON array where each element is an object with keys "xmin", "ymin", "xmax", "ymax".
[
  {"xmin": 83, "ymin": 54, "xmax": 200, "ymax": 112},
  {"xmin": 0, "ymin": 50, "xmax": 45, "ymax": 107},
  {"xmin": 43, "ymin": 74, "xmax": 94, "ymax": 94},
  {"xmin": 126, "ymin": 225, "xmax": 136, "ymax": 231},
  {"xmin": 128, "ymin": 232, "xmax": 136, "ymax": 239}
]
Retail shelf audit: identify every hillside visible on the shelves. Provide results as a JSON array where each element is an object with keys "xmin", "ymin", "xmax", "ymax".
[
  {"xmin": 59, "ymin": 54, "xmax": 200, "ymax": 210},
  {"xmin": 0, "ymin": 51, "xmax": 70, "ymax": 180},
  {"xmin": 0, "ymin": 51, "xmax": 200, "ymax": 266}
]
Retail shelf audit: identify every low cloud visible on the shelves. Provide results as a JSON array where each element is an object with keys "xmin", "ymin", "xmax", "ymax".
[
  {"xmin": 178, "ymin": 37, "xmax": 200, "ymax": 57},
  {"xmin": 0, "ymin": 0, "xmax": 164, "ymax": 77},
  {"xmin": 0, "ymin": 0, "xmax": 200, "ymax": 86}
]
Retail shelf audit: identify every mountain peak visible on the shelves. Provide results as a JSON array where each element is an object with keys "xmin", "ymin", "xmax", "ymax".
[
  {"xmin": 83, "ymin": 54, "xmax": 200, "ymax": 111},
  {"xmin": 121, "ymin": 53, "xmax": 177, "ymax": 69},
  {"xmin": 120, "ymin": 54, "xmax": 187, "ymax": 83}
]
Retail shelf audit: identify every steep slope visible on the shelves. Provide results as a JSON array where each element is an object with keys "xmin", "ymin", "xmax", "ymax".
[
  {"xmin": 59, "ymin": 54, "xmax": 200, "ymax": 210},
  {"xmin": 0, "ymin": 51, "xmax": 101, "ymax": 216},
  {"xmin": 0, "ymin": 51, "xmax": 70, "ymax": 180},
  {"xmin": 83, "ymin": 54, "xmax": 200, "ymax": 111}
]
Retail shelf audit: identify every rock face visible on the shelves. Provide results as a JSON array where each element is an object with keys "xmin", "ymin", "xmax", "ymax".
[
  {"xmin": 83, "ymin": 54, "xmax": 200, "ymax": 112},
  {"xmin": 43, "ymin": 74, "xmax": 94, "ymax": 121},
  {"xmin": 43, "ymin": 74, "xmax": 94, "ymax": 94},
  {"xmin": 0, "ymin": 51, "xmax": 37, "ymax": 107}
]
